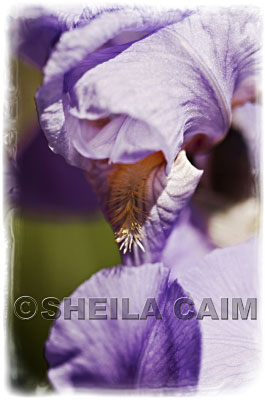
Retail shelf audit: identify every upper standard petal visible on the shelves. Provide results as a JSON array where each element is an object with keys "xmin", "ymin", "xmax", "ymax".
[
  {"xmin": 35, "ymin": 7, "xmax": 261, "ymax": 173},
  {"xmin": 70, "ymin": 8, "xmax": 261, "ymax": 168}
]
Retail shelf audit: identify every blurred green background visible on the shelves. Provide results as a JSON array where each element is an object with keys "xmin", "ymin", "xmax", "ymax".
[{"xmin": 7, "ymin": 59, "xmax": 121, "ymax": 392}]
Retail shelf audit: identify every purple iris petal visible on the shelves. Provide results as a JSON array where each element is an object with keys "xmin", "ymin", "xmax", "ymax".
[
  {"xmin": 173, "ymin": 237, "xmax": 260, "ymax": 391},
  {"xmin": 13, "ymin": 127, "xmax": 99, "ymax": 214},
  {"xmin": 162, "ymin": 206, "xmax": 215, "ymax": 271},
  {"xmin": 43, "ymin": 7, "xmax": 192, "ymax": 79},
  {"xmin": 65, "ymin": 43, "xmax": 132, "ymax": 93},
  {"xmin": 45, "ymin": 263, "xmax": 201, "ymax": 390},
  {"xmin": 34, "ymin": 7, "xmax": 191, "ymax": 171},
  {"xmin": 13, "ymin": 5, "xmax": 187, "ymax": 69},
  {"xmin": 11, "ymin": 8, "xmax": 67, "ymax": 68},
  {"xmin": 35, "ymin": 8, "xmax": 261, "ymax": 173}
]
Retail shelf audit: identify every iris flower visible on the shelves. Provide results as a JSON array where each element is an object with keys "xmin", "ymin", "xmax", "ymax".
[
  {"xmin": 13, "ymin": 5, "xmax": 261, "ymax": 256},
  {"xmin": 12, "ymin": 5, "xmax": 261, "ymax": 393}
]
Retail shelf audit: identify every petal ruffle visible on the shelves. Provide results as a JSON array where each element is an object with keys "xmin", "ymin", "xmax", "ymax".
[
  {"xmin": 35, "ymin": 7, "xmax": 191, "ymax": 171},
  {"xmin": 173, "ymin": 237, "xmax": 260, "ymax": 391},
  {"xmin": 35, "ymin": 8, "xmax": 261, "ymax": 172},
  {"xmin": 67, "ymin": 8, "xmax": 261, "ymax": 168},
  {"xmin": 43, "ymin": 7, "xmax": 192, "ymax": 80},
  {"xmin": 45, "ymin": 263, "xmax": 201, "ymax": 390},
  {"xmin": 13, "ymin": 5, "xmax": 189, "ymax": 69}
]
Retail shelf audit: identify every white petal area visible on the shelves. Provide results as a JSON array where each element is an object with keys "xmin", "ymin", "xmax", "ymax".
[
  {"xmin": 208, "ymin": 197, "xmax": 260, "ymax": 248},
  {"xmin": 174, "ymin": 237, "xmax": 261, "ymax": 393}
]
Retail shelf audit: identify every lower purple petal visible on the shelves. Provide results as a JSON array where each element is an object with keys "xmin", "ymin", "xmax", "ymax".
[{"xmin": 45, "ymin": 263, "xmax": 201, "ymax": 390}]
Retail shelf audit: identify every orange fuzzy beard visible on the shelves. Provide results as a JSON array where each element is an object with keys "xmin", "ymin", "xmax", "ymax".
[{"xmin": 107, "ymin": 151, "xmax": 165, "ymax": 254}]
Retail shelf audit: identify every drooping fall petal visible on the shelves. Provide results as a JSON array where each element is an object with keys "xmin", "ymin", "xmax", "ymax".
[{"xmin": 45, "ymin": 263, "xmax": 201, "ymax": 390}]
